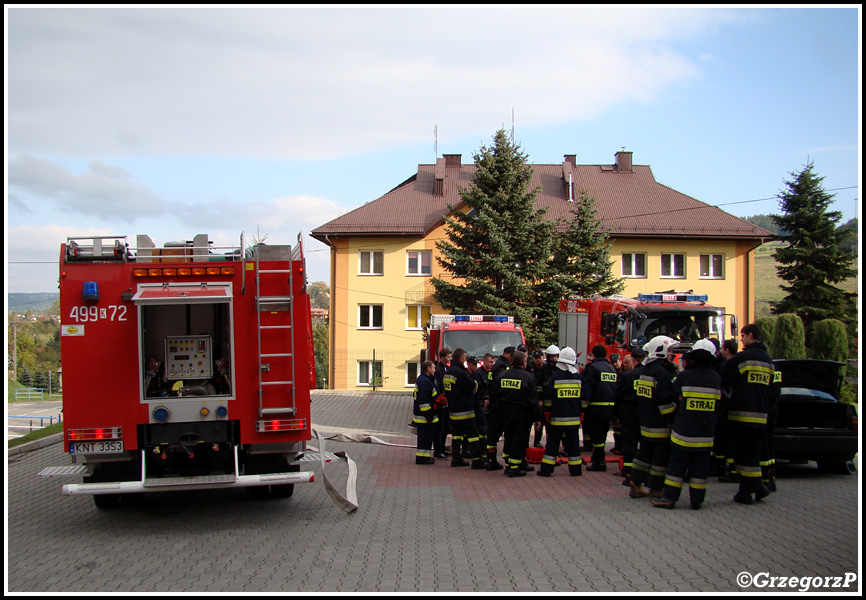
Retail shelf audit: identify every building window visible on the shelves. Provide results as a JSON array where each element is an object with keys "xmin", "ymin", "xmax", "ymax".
[
  {"xmin": 407, "ymin": 250, "xmax": 432, "ymax": 276},
  {"xmin": 358, "ymin": 361, "xmax": 383, "ymax": 386},
  {"xmin": 407, "ymin": 305, "xmax": 431, "ymax": 330},
  {"xmin": 359, "ymin": 304, "xmax": 383, "ymax": 329},
  {"xmin": 406, "ymin": 362, "xmax": 420, "ymax": 387},
  {"xmin": 661, "ymin": 253, "xmax": 685, "ymax": 278},
  {"xmin": 622, "ymin": 253, "xmax": 646, "ymax": 278},
  {"xmin": 359, "ymin": 250, "xmax": 384, "ymax": 275},
  {"xmin": 700, "ymin": 254, "xmax": 724, "ymax": 279}
]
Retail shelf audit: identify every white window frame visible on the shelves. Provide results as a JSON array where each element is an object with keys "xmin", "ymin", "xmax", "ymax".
[
  {"xmin": 621, "ymin": 253, "xmax": 647, "ymax": 278},
  {"xmin": 406, "ymin": 250, "xmax": 432, "ymax": 276},
  {"xmin": 405, "ymin": 361, "xmax": 420, "ymax": 387},
  {"xmin": 359, "ymin": 250, "xmax": 384, "ymax": 276},
  {"xmin": 358, "ymin": 360, "xmax": 383, "ymax": 386},
  {"xmin": 699, "ymin": 254, "xmax": 725, "ymax": 279},
  {"xmin": 660, "ymin": 253, "xmax": 686, "ymax": 278},
  {"xmin": 358, "ymin": 304, "xmax": 383, "ymax": 330},
  {"xmin": 406, "ymin": 305, "xmax": 431, "ymax": 330}
]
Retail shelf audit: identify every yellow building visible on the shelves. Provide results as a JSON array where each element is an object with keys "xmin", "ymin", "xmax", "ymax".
[{"xmin": 312, "ymin": 151, "xmax": 773, "ymax": 391}]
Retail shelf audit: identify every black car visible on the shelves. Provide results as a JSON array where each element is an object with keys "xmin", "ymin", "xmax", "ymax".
[{"xmin": 773, "ymin": 359, "xmax": 858, "ymax": 474}]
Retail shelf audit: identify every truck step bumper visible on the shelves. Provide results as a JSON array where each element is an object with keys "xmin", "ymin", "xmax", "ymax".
[{"xmin": 60, "ymin": 470, "xmax": 315, "ymax": 496}]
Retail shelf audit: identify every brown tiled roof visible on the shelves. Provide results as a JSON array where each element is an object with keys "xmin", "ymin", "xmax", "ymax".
[{"xmin": 311, "ymin": 154, "xmax": 773, "ymax": 242}]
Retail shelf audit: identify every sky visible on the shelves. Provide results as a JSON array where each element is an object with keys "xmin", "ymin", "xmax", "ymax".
[{"xmin": 5, "ymin": 6, "xmax": 861, "ymax": 295}]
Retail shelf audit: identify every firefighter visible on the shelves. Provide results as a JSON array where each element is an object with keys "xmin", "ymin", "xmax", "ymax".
[
  {"xmin": 491, "ymin": 346, "xmax": 515, "ymax": 377},
  {"xmin": 609, "ymin": 353, "xmax": 623, "ymax": 455},
  {"xmin": 651, "ymin": 339, "xmax": 721, "ymax": 509},
  {"xmin": 719, "ymin": 324, "xmax": 775, "ymax": 505},
  {"xmin": 531, "ymin": 346, "xmax": 559, "ymax": 448},
  {"xmin": 412, "ymin": 360, "xmax": 440, "ymax": 465},
  {"xmin": 712, "ymin": 339, "xmax": 737, "ymax": 478},
  {"xmin": 490, "ymin": 351, "xmax": 538, "ymax": 478},
  {"xmin": 432, "ymin": 348, "xmax": 452, "ymax": 459},
  {"xmin": 614, "ymin": 346, "xmax": 646, "ymax": 485},
  {"xmin": 443, "ymin": 348, "xmax": 485, "ymax": 469},
  {"xmin": 537, "ymin": 347, "xmax": 585, "ymax": 477},
  {"xmin": 465, "ymin": 356, "xmax": 488, "ymax": 452},
  {"xmin": 629, "ymin": 336, "xmax": 678, "ymax": 499},
  {"xmin": 581, "ymin": 345, "xmax": 618, "ymax": 471}
]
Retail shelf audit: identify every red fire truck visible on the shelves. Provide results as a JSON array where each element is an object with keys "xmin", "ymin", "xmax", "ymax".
[
  {"xmin": 558, "ymin": 292, "xmax": 738, "ymax": 370},
  {"xmin": 422, "ymin": 314, "xmax": 526, "ymax": 363},
  {"xmin": 41, "ymin": 233, "xmax": 317, "ymax": 508}
]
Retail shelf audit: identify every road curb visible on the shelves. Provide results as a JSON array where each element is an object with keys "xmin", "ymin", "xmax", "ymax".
[{"xmin": 7, "ymin": 433, "xmax": 64, "ymax": 458}]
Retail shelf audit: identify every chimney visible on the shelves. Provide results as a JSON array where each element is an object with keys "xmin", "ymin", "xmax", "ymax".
[
  {"xmin": 563, "ymin": 154, "xmax": 576, "ymax": 165},
  {"xmin": 444, "ymin": 154, "xmax": 461, "ymax": 167},
  {"xmin": 615, "ymin": 150, "xmax": 633, "ymax": 172}
]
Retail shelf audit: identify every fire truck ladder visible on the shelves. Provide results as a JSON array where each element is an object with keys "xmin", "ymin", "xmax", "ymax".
[{"xmin": 254, "ymin": 244, "xmax": 297, "ymax": 418}]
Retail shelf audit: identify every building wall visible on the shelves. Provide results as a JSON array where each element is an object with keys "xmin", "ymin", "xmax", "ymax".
[{"xmin": 328, "ymin": 233, "xmax": 757, "ymax": 391}]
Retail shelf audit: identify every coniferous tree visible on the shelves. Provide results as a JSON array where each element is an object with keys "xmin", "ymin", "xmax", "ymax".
[
  {"xmin": 533, "ymin": 190, "xmax": 624, "ymax": 339},
  {"xmin": 770, "ymin": 163, "xmax": 856, "ymax": 340},
  {"xmin": 432, "ymin": 129, "xmax": 554, "ymax": 348}
]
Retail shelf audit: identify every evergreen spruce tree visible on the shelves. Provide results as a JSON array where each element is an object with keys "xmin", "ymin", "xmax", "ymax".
[
  {"xmin": 432, "ymin": 129, "xmax": 554, "ymax": 348},
  {"xmin": 771, "ymin": 163, "xmax": 856, "ymax": 339},
  {"xmin": 533, "ymin": 190, "xmax": 624, "ymax": 338}
]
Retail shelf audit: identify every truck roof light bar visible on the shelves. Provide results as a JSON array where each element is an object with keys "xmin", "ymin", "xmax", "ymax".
[{"xmin": 638, "ymin": 293, "xmax": 708, "ymax": 303}]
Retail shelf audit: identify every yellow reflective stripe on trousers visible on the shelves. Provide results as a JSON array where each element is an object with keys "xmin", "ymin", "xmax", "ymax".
[
  {"xmin": 728, "ymin": 411, "xmax": 767, "ymax": 425},
  {"xmin": 671, "ymin": 431, "xmax": 714, "ymax": 449}
]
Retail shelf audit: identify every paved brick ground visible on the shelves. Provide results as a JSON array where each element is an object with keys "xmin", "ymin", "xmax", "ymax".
[{"xmin": 6, "ymin": 391, "xmax": 861, "ymax": 593}]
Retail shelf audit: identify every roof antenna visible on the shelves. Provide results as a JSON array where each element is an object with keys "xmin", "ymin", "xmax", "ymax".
[
  {"xmin": 511, "ymin": 108, "xmax": 515, "ymax": 142},
  {"xmin": 434, "ymin": 124, "xmax": 438, "ymax": 160}
]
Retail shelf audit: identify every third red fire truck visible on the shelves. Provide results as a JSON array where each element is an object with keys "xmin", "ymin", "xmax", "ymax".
[
  {"xmin": 422, "ymin": 314, "xmax": 526, "ymax": 363},
  {"xmin": 41, "ymin": 232, "xmax": 317, "ymax": 508},
  {"xmin": 558, "ymin": 292, "xmax": 738, "ymax": 369}
]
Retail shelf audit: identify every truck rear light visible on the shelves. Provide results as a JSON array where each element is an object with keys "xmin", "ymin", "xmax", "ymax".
[
  {"xmin": 220, "ymin": 267, "xmax": 235, "ymax": 275},
  {"xmin": 192, "ymin": 267, "xmax": 207, "ymax": 276},
  {"xmin": 256, "ymin": 418, "xmax": 307, "ymax": 432},
  {"xmin": 161, "ymin": 268, "xmax": 177, "ymax": 276},
  {"xmin": 206, "ymin": 267, "xmax": 222, "ymax": 275},
  {"xmin": 133, "ymin": 268, "xmax": 149, "ymax": 277},
  {"xmin": 68, "ymin": 427, "xmax": 122, "ymax": 441},
  {"xmin": 177, "ymin": 267, "xmax": 192, "ymax": 275},
  {"xmin": 148, "ymin": 268, "xmax": 162, "ymax": 276}
]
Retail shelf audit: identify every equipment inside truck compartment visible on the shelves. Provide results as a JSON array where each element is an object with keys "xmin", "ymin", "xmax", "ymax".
[{"xmin": 139, "ymin": 296, "xmax": 233, "ymax": 399}]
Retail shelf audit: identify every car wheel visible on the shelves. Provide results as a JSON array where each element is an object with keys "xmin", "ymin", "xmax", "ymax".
[{"xmin": 817, "ymin": 460, "xmax": 856, "ymax": 475}]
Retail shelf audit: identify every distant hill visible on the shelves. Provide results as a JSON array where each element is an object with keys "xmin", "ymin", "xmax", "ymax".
[{"xmin": 8, "ymin": 293, "xmax": 60, "ymax": 314}]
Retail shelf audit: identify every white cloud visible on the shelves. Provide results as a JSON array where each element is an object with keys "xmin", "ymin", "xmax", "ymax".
[
  {"xmin": 8, "ymin": 155, "xmax": 165, "ymax": 221},
  {"xmin": 8, "ymin": 6, "xmax": 740, "ymax": 160}
]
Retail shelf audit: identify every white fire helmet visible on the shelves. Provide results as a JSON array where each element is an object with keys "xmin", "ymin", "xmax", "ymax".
[
  {"xmin": 556, "ymin": 347, "xmax": 578, "ymax": 373},
  {"xmin": 691, "ymin": 339, "xmax": 717, "ymax": 355},
  {"xmin": 545, "ymin": 345, "xmax": 561, "ymax": 356},
  {"xmin": 643, "ymin": 336, "xmax": 676, "ymax": 362}
]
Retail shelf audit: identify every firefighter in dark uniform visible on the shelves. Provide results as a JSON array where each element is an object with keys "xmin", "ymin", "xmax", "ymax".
[
  {"xmin": 537, "ymin": 347, "xmax": 585, "ymax": 477},
  {"xmin": 581, "ymin": 345, "xmax": 618, "ymax": 471},
  {"xmin": 630, "ymin": 336, "xmax": 678, "ymax": 499},
  {"xmin": 651, "ymin": 339, "xmax": 721, "ymax": 509},
  {"xmin": 432, "ymin": 348, "xmax": 452, "ymax": 459},
  {"xmin": 532, "ymin": 346, "xmax": 560, "ymax": 448},
  {"xmin": 614, "ymin": 347, "xmax": 647, "ymax": 485},
  {"xmin": 480, "ymin": 353, "xmax": 506, "ymax": 471},
  {"xmin": 720, "ymin": 323, "xmax": 776, "ymax": 505},
  {"xmin": 412, "ymin": 360, "xmax": 440, "ymax": 464},
  {"xmin": 491, "ymin": 346, "xmax": 515, "ymax": 378},
  {"xmin": 490, "ymin": 351, "xmax": 538, "ymax": 478},
  {"xmin": 466, "ymin": 356, "xmax": 488, "ymax": 452},
  {"xmin": 443, "ymin": 348, "xmax": 485, "ymax": 469}
]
